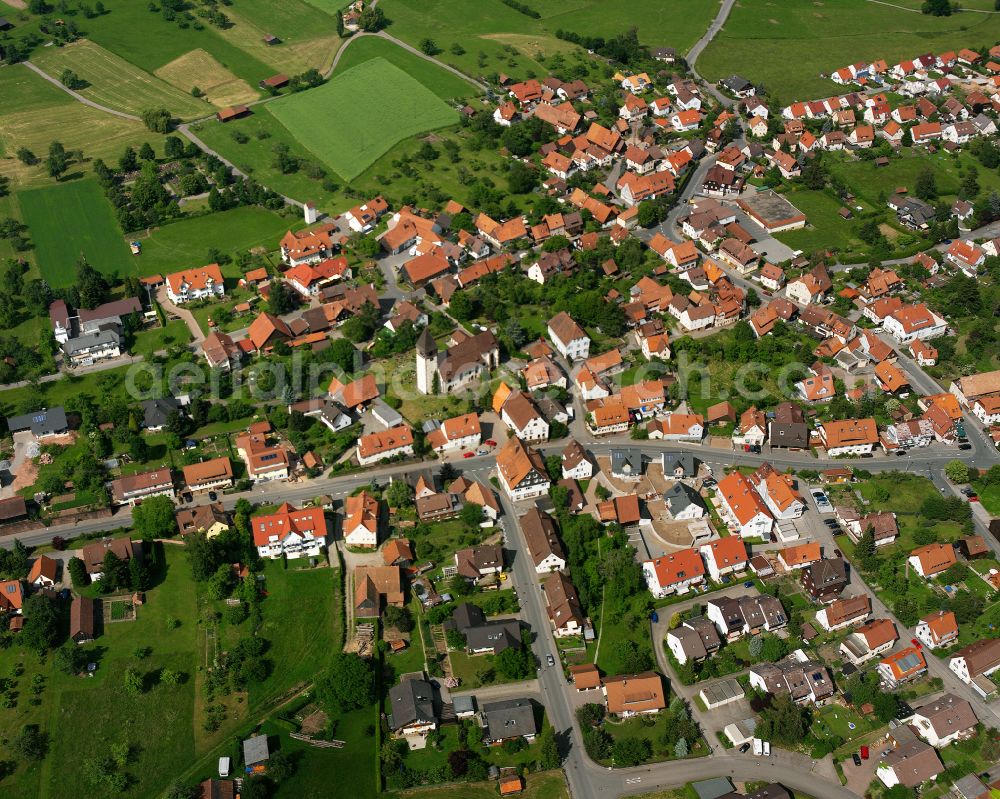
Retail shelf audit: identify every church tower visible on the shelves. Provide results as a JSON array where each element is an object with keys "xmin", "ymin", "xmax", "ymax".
[{"xmin": 416, "ymin": 327, "xmax": 438, "ymax": 395}]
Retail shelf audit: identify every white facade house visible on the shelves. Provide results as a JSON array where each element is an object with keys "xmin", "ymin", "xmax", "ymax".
[
  {"xmin": 561, "ymin": 441, "xmax": 594, "ymax": 480},
  {"xmin": 165, "ymin": 264, "xmax": 225, "ymax": 304},
  {"xmin": 949, "ymin": 640, "xmax": 1000, "ymax": 686},
  {"xmin": 883, "ymin": 305, "xmax": 948, "ymax": 345},
  {"xmin": 714, "ymin": 472, "xmax": 774, "ymax": 540},
  {"xmin": 501, "ymin": 393, "xmax": 550, "ymax": 442},
  {"xmin": 547, "ymin": 312, "xmax": 591, "ymax": 361}
]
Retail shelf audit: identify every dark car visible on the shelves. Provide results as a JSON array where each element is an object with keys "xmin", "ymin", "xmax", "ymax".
[
  {"xmin": 208, "ymin": 491, "xmax": 218, "ymax": 501},
  {"xmin": 852, "ymin": 754, "xmax": 862, "ymax": 767},
  {"xmin": 958, "ymin": 443, "xmax": 973, "ymax": 450},
  {"xmin": 739, "ymin": 743, "xmax": 751, "ymax": 754}
]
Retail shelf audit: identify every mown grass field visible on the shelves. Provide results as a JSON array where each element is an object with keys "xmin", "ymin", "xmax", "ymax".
[
  {"xmin": 133, "ymin": 205, "xmax": 301, "ymax": 278},
  {"xmin": 268, "ymin": 57, "xmax": 459, "ymax": 180},
  {"xmin": 379, "ymin": 0, "xmax": 720, "ymax": 78},
  {"xmin": 18, "ymin": 179, "xmax": 135, "ymax": 287},
  {"xmin": 0, "ymin": 66, "xmax": 167, "ymax": 189},
  {"xmin": 698, "ymin": 0, "xmax": 1000, "ymax": 100},
  {"xmin": 154, "ymin": 48, "xmax": 261, "ymax": 109},
  {"xmin": 31, "ymin": 39, "xmax": 212, "ymax": 120},
  {"xmin": 246, "ymin": 562, "xmax": 341, "ymax": 712}
]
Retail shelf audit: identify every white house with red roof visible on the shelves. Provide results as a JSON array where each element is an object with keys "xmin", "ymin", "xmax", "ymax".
[
  {"xmin": 426, "ymin": 413, "xmax": 482, "ymax": 454},
  {"xmin": 642, "ymin": 549, "xmax": 706, "ymax": 598},
  {"xmin": 700, "ymin": 538, "xmax": 749, "ymax": 582},
  {"xmin": 165, "ymin": 264, "xmax": 225, "ymax": 304},
  {"xmin": 345, "ymin": 196, "xmax": 389, "ymax": 233},
  {"xmin": 714, "ymin": 471, "xmax": 773, "ymax": 539},
  {"xmin": 252, "ymin": 503, "xmax": 326, "ymax": 559},
  {"xmin": 945, "ymin": 239, "xmax": 986, "ymax": 277},
  {"xmin": 285, "ymin": 257, "xmax": 351, "ymax": 297},
  {"xmin": 883, "ymin": 303, "xmax": 947, "ymax": 345}
]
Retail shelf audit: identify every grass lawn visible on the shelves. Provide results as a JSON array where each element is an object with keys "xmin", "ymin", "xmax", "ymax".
[
  {"xmin": 132, "ymin": 320, "xmax": 194, "ymax": 359},
  {"xmin": 773, "ymin": 187, "xmax": 871, "ymax": 258},
  {"xmin": 448, "ymin": 649, "xmax": 534, "ymax": 690},
  {"xmin": 15, "ymin": 546, "xmax": 198, "ymax": 799},
  {"xmin": 601, "ymin": 714, "xmax": 709, "ymax": 766},
  {"xmin": 855, "ymin": 473, "xmax": 967, "ymax": 552},
  {"xmin": 248, "ymin": 560, "xmax": 341, "ymax": 712},
  {"xmin": 973, "ymin": 481, "xmax": 1000, "ymax": 516},
  {"xmin": 697, "ymin": 0, "xmax": 1000, "ymax": 100},
  {"xmin": 390, "ymin": 770, "xmax": 568, "ymax": 799},
  {"xmin": 18, "ymin": 179, "xmax": 135, "ymax": 287},
  {"xmin": 812, "ymin": 705, "xmax": 872, "ymax": 743},
  {"xmin": 0, "ymin": 65, "xmax": 167, "ymax": 189},
  {"xmin": 0, "ymin": 363, "xmax": 130, "ymax": 418},
  {"xmin": 269, "ymin": 57, "xmax": 459, "ymax": 181},
  {"xmin": 132, "ymin": 206, "xmax": 300, "ymax": 278},
  {"xmin": 31, "ymin": 39, "xmax": 212, "ymax": 120},
  {"xmin": 264, "ymin": 704, "xmax": 380, "ymax": 799}
]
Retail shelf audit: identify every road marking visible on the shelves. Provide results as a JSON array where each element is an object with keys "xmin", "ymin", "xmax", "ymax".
[{"xmin": 625, "ymin": 777, "xmax": 642, "ymax": 784}]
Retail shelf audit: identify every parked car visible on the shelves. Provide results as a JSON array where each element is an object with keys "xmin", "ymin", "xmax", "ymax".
[
  {"xmin": 463, "ymin": 452, "xmax": 475, "ymax": 458},
  {"xmin": 860, "ymin": 746, "xmax": 869, "ymax": 760},
  {"xmin": 852, "ymin": 754, "xmax": 862, "ymax": 766},
  {"xmin": 958, "ymin": 443, "xmax": 972, "ymax": 450},
  {"xmin": 739, "ymin": 743, "xmax": 751, "ymax": 754},
  {"xmin": 208, "ymin": 491, "xmax": 218, "ymax": 501}
]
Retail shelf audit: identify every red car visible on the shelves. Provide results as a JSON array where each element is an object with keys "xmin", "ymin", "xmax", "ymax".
[
  {"xmin": 485, "ymin": 439, "xmax": 497, "ymax": 447},
  {"xmin": 463, "ymin": 452, "xmax": 475, "ymax": 458},
  {"xmin": 911, "ymin": 638, "xmax": 922, "ymax": 650},
  {"xmin": 860, "ymin": 746, "xmax": 869, "ymax": 760}
]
